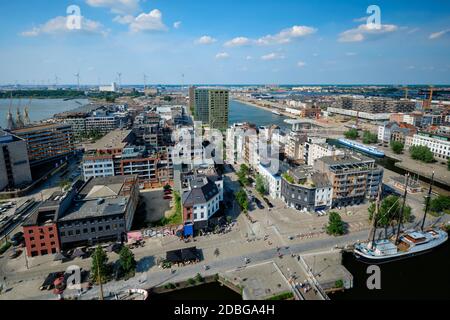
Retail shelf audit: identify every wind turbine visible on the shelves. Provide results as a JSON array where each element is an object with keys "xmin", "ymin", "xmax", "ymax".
[{"xmin": 117, "ymin": 72, "xmax": 122, "ymax": 89}]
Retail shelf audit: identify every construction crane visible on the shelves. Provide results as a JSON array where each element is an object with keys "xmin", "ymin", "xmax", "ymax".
[
  {"xmin": 402, "ymin": 86, "xmax": 409, "ymax": 99},
  {"xmin": 423, "ymin": 86, "xmax": 435, "ymax": 110}
]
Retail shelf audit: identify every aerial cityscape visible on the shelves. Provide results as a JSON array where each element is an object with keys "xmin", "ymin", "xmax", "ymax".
[{"xmin": 0, "ymin": 0, "xmax": 449, "ymax": 310}]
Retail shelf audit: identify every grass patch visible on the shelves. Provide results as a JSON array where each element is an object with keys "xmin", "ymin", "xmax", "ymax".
[
  {"xmin": 266, "ymin": 291, "xmax": 294, "ymax": 300},
  {"xmin": 0, "ymin": 241, "xmax": 12, "ymax": 255},
  {"xmin": 152, "ymin": 191, "xmax": 182, "ymax": 226}
]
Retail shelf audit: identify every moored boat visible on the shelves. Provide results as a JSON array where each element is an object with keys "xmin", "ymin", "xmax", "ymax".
[{"xmin": 338, "ymin": 138, "xmax": 385, "ymax": 157}]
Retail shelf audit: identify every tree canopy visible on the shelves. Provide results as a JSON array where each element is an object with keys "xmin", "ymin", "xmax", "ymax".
[
  {"xmin": 362, "ymin": 131, "xmax": 378, "ymax": 144},
  {"xmin": 368, "ymin": 195, "xmax": 412, "ymax": 227},
  {"xmin": 409, "ymin": 145, "xmax": 434, "ymax": 163},
  {"xmin": 326, "ymin": 212, "xmax": 346, "ymax": 236},
  {"xmin": 255, "ymin": 174, "xmax": 267, "ymax": 195},
  {"xmin": 119, "ymin": 246, "xmax": 136, "ymax": 277},
  {"xmin": 235, "ymin": 189, "xmax": 249, "ymax": 213},
  {"xmin": 391, "ymin": 141, "xmax": 404, "ymax": 154},
  {"xmin": 344, "ymin": 128, "xmax": 359, "ymax": 140},
  {"xmin": 91, "ymin": 246, "xmax": 110, "ymax": 284},
  {"xmin": 429, "ymin": 195, "xmax": 450, "ymax": 214}
]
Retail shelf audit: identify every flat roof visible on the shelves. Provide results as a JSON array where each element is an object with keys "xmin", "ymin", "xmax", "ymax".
[
  {"xmin": 12, "ymin": 122, "xmax": 72, "ymax": 134},
  {"xmin": 84, "ymin": 129, "xmax": 132, "ymax": 151},
  {"xmin": 58, "ymin": 197, "xmax": 129, "ymax": 222}
]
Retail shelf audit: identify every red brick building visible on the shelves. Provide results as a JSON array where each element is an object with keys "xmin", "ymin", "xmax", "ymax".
[
  {"xmin": 23, "ymin": 223, "xmax": 60, "ymax": 257},
  {"xmin": 22, "ymin": 191, "xmax": 69, "ymax": 257}
]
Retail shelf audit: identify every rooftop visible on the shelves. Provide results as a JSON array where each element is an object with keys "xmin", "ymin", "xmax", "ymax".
[
  {"xmin": 58, "ymin": 197, "xmax": 129, "ymax": 222},
  {"xmin": 84, "ymin": 129, "xmax": 133, "ymax": 151},
  {"xmin": 183, "ymin": 177, "xmax": 219, "ymax": 206},
  {"xmin": 12, "ymin": 122, "xmax": 72, "ymax": 134}
]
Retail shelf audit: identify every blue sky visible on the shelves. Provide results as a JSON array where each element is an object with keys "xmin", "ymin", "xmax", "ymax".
[{"xmin": 0, "ymin": 0, "xmax": 449, "ymax": 85}]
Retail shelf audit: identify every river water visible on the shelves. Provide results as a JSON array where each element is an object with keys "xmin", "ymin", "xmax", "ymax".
[
  {"xmin": 0, "ymin": 98, "xmax": 89, "ymax": 129},
  {"xmin": 229, "ymin": 100, "xmax": 290, "ymax": 130}
]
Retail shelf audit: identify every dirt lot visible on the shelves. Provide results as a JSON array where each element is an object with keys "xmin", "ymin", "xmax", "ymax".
[{"xmin": 132, "ymin": 189, "xmax": 172, "ymax": 229}]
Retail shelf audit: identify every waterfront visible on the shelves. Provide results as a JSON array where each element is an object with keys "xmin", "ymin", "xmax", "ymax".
[
  {"xmin": 0, "ymin": 98, "xmax": 89, "ymax": 128},
  {"xmin": 229, "ymin": 100, "xmax": 290, "ymax": 130},
  {"xmin": 151, "ymin": 282, "xmax": 242, "ymax": 301},
  {"xmin": 334, "ymin": 240, "xmax": 450, "ymax": 300}
]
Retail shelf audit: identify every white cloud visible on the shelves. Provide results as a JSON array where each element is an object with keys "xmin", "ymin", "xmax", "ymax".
[
  {"xmin": 117, "ymin": 9, "xmax": 168, "ymax": 33},
  {"xmin": 257, "ymin": 25, "xmax": 317, "ymax": 45},
  {"xmin": 429, "ymin": 29, "xmax": 450, "ymax": 39},
  {"xmin": 86, "ymin": 0, "xmax": 140, "ymax": 14},
  {"xmin": 195, "ymin": 35, "xmax": 217, "ymax": 45},
  {"xmin": 113, "ymin": 15, "xmax": 134, "ymax": 24},
  {"xmin": 245, "ymin": 55, "xmax": 253, "ymax": 60},
  {"xmin": 297, "ymin": 61, "xmax": 306, "ymax": 67},
  {"xmin": 345, "ymin": 52, "xmax": 357, "ymax": 56},
  {"xmin": 215, "ymin": 52, "xmax": 230, "ymax": 59},
  {"xmin": 261, "ymin": 52, "xmax": 285, "ymax": 61},
  {"xmin": 224, "ymin": 37, "xmax": 251, "ymax": 47},
  {"xmin": 173, "ymin": 21, "xmax": 182, "ymax": 29},
  {"xmin": 21, "ymin": 16, "xmax": 108, "ymax": 37},
  {"xmin": 338, "ymin": 23, "xmax": 398, "ymax": 42}
]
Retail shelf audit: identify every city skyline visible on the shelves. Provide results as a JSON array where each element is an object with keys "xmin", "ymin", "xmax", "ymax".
[{"xmin": 0, "ymin": 0, "xmax": 450, "ymax": 85}]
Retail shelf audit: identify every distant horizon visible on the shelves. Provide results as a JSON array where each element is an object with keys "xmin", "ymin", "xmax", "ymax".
[
  {"xmin": 1, "ymin": 1, "xmax": 449, "ymax": 84},
  {"xmin": 1, "ymin": 83, "xmax": 450, "ymax": 88}
]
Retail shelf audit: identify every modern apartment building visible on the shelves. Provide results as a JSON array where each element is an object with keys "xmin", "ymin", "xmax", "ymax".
[
  {"xmin": 82, "ymin": 129, "xmax": 173, "ymax": 188},
  {"xmin": 12, "ymin": 123, "xmax": 75, "ymax": 167},
  {"xmin": 314, "ymin": 154, "xmax": 383, "ymax": 207},
  {"xmin": 0, "ymin": 130, "xmax": 32, "ymax": 191},
  {"xmin": 194, "ymin": 88, "xmax": 229, "ymax": 130},
  {"xmin": 281, "ymin": 165, "xmax": 333, "ymax": 212},
  {"xmin": 258, "ymin": 163, "xmax": 282, "ymax": 199}
]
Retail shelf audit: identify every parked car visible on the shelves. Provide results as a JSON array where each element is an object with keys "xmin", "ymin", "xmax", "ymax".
[
  {"xmin": 11, "ymin": 232, "xmax": 24, "ymax": 247},
  {"xmin": 163, "ymin": 195, "xmax": 172, "ymax": 200}
]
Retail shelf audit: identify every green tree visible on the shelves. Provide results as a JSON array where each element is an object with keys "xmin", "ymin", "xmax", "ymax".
[
  {"xmin": 368, "ymin": 195, "xmax": 412, "ymax": 227},
  {"xmin": 235, "ymin": 189, "xmax": 249, "ymax": 213},
  {"xmin": 409, "ymin": 145, "xmax": 434, "ymax": 163},
  {"xmin": 326, "ymin": 212, "xmax": 345, "ymax": 236},
  {"xmin": 344, "ymin": 128, "xmax": 359, "ymax": 140},
  {"xmin": 362, "ymin": 131, "xmax": 378, "ymax": 144},
  {"xmin": 237, "ymin": 164, "xmax": 250, "ymax": 186},
  {"xmin": 91, "ymin": 246, "xmax": 109, "ymax": 284},
  {"xmin": 391, "ymin": 141, "xmax": 404, "ymax": 154},
  {"xmin": 255, "ymin": 174, "xmax": 267, "ymax": 195},
  {"xmin": 429, "ymin": 195, "xmax": 450, "ymax": 214},
  {"xmin": 119, "ymin": 246, "xmax": 136, "ymax": 276},
  {"xmin": 239, "ymin": 164, "xmax": 250, "ymax": 176}
]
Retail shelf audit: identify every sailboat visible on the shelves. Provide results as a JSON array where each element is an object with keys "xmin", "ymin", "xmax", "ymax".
[{"xmin": 354, "ymin": 173, "xmax": 448, "ymax": 264}]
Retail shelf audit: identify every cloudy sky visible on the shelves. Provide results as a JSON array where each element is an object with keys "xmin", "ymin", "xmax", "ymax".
[{"xmin": 0, "ymin": 0, "xmax": 449, "ymax": 85}]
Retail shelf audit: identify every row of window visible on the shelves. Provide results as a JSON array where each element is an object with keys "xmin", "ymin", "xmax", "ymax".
[{"xmin": 60, "ymin": 223, "xmax": 124, "ymax": 237}]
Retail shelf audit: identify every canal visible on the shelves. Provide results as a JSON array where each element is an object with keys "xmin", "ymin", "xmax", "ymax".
[{"xmin": 333, "ymin": 240, "xmax": 450, "ymax": 300}]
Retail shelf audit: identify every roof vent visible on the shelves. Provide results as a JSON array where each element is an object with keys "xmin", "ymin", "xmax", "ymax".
[{"xmin": 97, "ymin": 198, "xmax": 105, "ymax": 205}]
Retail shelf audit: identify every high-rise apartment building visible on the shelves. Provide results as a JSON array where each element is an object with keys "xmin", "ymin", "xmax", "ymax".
[{"xmin": 194, "ymin": 88, "xmax": 229, "ymax": 130}]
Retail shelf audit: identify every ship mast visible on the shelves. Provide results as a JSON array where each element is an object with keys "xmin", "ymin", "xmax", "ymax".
[
  {"xmin": 395, "ymin": 174, "xmax": 410, "ymax": 245},
  {"xmin": 369, "ymin": 182, "xmax": 382, "ymax": 248},
  {"xmin": 421, "ymin": 171, "xmax": 434, "ymax": 231}
]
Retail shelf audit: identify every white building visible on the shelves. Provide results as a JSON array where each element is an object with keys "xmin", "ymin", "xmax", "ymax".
[
  {"xmin": 82, "ymin": 156, "xmax": 115, "ymax": 180},
  {"xmin": 408, "ymin": 132, "xmax": 450, "ymax": 161},
  {"xmin": 306, "ymin": 142, "xmax": 344, "ymax": 166},
  {"xmin": 99, "ymin": 82, "xmax": 118, "ymax": 92},
  {"xmin": 258, "ymin": 163, "xmax": 282, "ymax": 199},
  {"xmin": 182, "ymin": 176, "xmax": 222, "ymax": 226}
]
